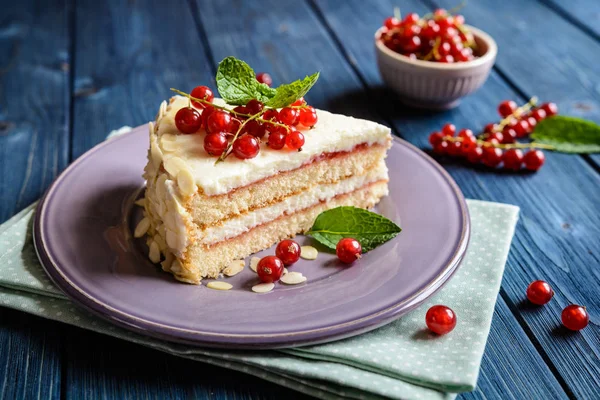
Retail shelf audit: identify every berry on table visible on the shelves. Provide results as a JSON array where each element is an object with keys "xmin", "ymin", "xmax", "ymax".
[
  {"xmin": 275, "ymin": 239, "xmax": 301, "ymax": 265},
  {"xmin": 336, "ymin": 238, "xmax": 362, "ymax": 264},
  {"xmin": 426, "ymin": 305, "xmax": 457, "ymax": 335},
  {"xmin": 457, "ymin": 128, "xmax": 473, "ymax": 139},
  {"xmin": 442, "ymin": 123, "xmax": 456, "ymax": 137},
  {"xmin": 256, "ymin": 72, "xmax": 273, "ymax": 87},
  {"xmin": 484, "ymin": 123, "xmax": 497, "ymax": 133},
  {"xmin": 487, "ymin": 131, "xmax": 504, "ymax": 143},
  {"xmin": 433, "ymin": 140, "xmax": 449, "ymax": 155},
  {"xmin": 232, "ymin": 135, "xmax": 260, "ymax": 159},
  {"xmin": 285, "ymin": 127, "xmax": 305, "ymax": 150},
  {"xmin": 175, "ymin": 107, "xmax": 202, "ymax": 134},
  {"xmin": 256, "ymin": 256, "xmax": 284, "ymax": 283},
  {"xmin": 207, "ymin": 110, "xmax": 232, "ymax": 133},
  {"xmin": 523, "ymin": 150, "xmax": 545, "ymax": 171},
  {"xmin": 526, "ymin": 280, "xmax": 554, "ymax": 305},
  {"xmin": 466, "ymin": 146, "xmax": 483, "ymax": 164},
  {"xmin": 204, "ymin": 132, "xmax": 228, "ymax": 156},
  {"xmin": 530, "ymin": 108, "xmax": 547, "ymax": 122},
  {"xmin": 447, "ymin": 141, "xmax": 462, "ymax": 156},
  {"xmin": 540, "ymin": 102, "xmax": 558, "ymax": 117},
  {"xmin": 498, "ymin": 100, "xmax": 517, "ymax": 118},
  {"xmin": 514, "ymin": 119, "xmax": 531, "ymax": 138},
  {"xmin": 190, "ymin": 86, "xmax": 214, "ymax": 108},
  {"xmin": 482, "ymin": 147, "xmax": 503, "ymax": 167},
  {"xmin": 502, "ymin": 148, "xmax": 524, "ymax": 171},
  {"xmin": 561, "ymin": 305, "xmax": 589, "ymax": 331}
]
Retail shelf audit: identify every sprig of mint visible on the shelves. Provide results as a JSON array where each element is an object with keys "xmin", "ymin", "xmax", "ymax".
[
  {"xmin": 215, "ymin": 56, "xmax": 319, "ymax": 108},
  {"xmin": 531, "ymin": 116, "xmax": 600, "ymax": 154},
  {"xmin": 307, "ymin": 206, "xmax": 401, "ymax": 252}
]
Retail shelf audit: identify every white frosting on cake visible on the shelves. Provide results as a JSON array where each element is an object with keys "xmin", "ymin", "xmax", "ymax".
[{"xmin": 155, "ymin": 96, "xmax": 391, "ymax": 196}]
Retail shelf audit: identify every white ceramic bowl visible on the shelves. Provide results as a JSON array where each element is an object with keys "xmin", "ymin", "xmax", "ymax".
[{"xmin": 375, "ymin": 25, "xmax": 497, "ymax": 109}]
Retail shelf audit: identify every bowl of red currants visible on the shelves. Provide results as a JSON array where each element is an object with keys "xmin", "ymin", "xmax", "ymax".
[{"xmin": 375, "ymin": 8, "xmax": 497, "ymax": 110}]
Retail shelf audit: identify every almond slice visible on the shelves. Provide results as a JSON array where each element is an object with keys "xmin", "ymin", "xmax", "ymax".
[
  {"xmin": 134, "ymin": 217, "xmax": 150, "ymax": 238},
  {"xmin": 252, "ymin": 282, "xmax": 274, "ymax": 293},
  {"xmin": 223, "ymin": 260, "xmax": 245, "ymax": 277},
  {"xmin": 134, "ymin": 198, "xmax": 146, "ymax": 207},
  {"xmin": 250, "ymin": 257, "xmax": 260, "ymax": 273},
  {"xmin": 280, "ymin": 271, "xmax": 307, "ymax": 285},
  {"xmin": 300, "ymin": 246, "xmax": 318, "ymax": 260},
  {"xmin": 207, "ymin": 281, "xmax": 233, "ymax": 291}
]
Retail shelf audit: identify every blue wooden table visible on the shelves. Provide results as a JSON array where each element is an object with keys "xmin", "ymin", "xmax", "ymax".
[{"xmin": 1, "ymin": 0, "xmax": 599, "ymax": 398}]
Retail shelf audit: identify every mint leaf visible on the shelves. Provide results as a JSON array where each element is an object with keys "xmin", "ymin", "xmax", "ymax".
[
  {"xmin": 306, "ymin": 206, "xmax": 401, "ymax": 252},
  {"xmin": 531, "ymin": 116, "xmax": 600, "ymax": 153},
  {"xmin": 216, "ymin": 57, "xmax": 276, "ymax": 105},
  {"xmin": 265, "ymin": 72, "xmax": 320, "ymax": 109}
]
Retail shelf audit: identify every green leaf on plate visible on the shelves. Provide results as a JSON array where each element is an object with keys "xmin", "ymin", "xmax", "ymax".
[
  {"xmin": 531, "ymin": 116, "xmax": 600, "ymax": 154},
  {"xmin": 306, "ymin": 206, "xmax": 401, "ymax": 252}
]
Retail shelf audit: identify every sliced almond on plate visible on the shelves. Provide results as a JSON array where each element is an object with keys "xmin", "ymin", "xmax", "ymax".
[
  {"xmin": 280, "ymin": 271, "xmax": 307, "ymax": 285},
  {"xmin": 223, "ymin": 260, "xmax": 245, "ymax": 277},
  {"xmin": 283, "ymin": 267, "xmax": 288, "ymax": 275},
  {"xmin": 300, "ymin": 246, "xmax": 318, "ymax": 260},
  {"xmin": 207, "ymin": 281, "xmax": 233, "ymax": 291},
  {"xmin": 252, "ymin": 282, "xmax": 274, "ymax": 293},
  {"xmin": 250, "ymin": 257, "xmax": 260, "ymax": 273}
]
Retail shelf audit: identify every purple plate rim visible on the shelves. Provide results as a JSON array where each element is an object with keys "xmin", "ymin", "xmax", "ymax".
[{"xmin": 33, "ymin": 127, "xmax": 470, "ymax": 348}]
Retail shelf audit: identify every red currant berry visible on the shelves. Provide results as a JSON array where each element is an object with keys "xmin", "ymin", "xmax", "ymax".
[
  {"xmin": 442, "ymin": 123, "xmax": 456, "ymax": 137},
  {"xmin": 202, "ymin": 105, "xmax": 215, "ymax": 128},
  {"xmin": 256, "ymin": 256, "xmax": 284, "ymax": 283},
  {"xmin": 502, "ymin": 148, "xmax": 524, "ymax": 171},
  {"xmin": 421, "ymin": 23, "xmax": 440, "ymax": 40},
  {"xmin": 207, "ymin": 110, "xmax": 232, "ymax": 133},
  {"xmin": 291, "ymin": 97, "xmax": 305, "ymax": 107},
  {"xmin": 460, "ymin": 140, "xmax": 476, "ymax": 156},
  {"xmin": 447, "ymin": 141, "xmax": 462, "ymax": 156},
  {"xmin": 336, "ymin": 238, "xmax": 362, "ymax": 264},
  {"xmin": 440, "ymin": 54, "xmax": 455, "ymax": 63},
  {"xmin": 523, "ymin": 150, "xmax": 545, "ymax": 171},
  {"xmin": 484, "ymin": 123, "xmax": 497, "ymax": 133},
  {"xmin": 384, "ymin": 16, "xmax": 401, "ymax": 29},
  {"xmin": 190, "ymin": 86, "xmax": 214, "ymax": 108},
  {"xmin": 426, "ymin": 305, "xmax": 457, "ymax": 335},
  {"xmin": 429, "ymin": 132, "xmax": 444, "ymax": 146},
  {"xmin": 275, "ymin": 239, "xmax": 301, "ymax": 265},
  {"xmin": 514, "ymin": 119, "xmax": 531, "ymax": 138},
  {"xmin": 527, "ymin": 116, "xmax": 537, "ymax": 130},
  {"xmin": 526, "ymin": 280, "xmax": 554, "ymax": 305},
  {"xmin": 403, "ymin": 53, "xmax": 418, "ymax": 60},
  {"xmin": 403, "ymin": 13, "xmax": 420, "ymax": 25},
  {"xmin": 402, "ymin": 24, "xmax": 421, "ymax": 38},
  {"xmin": 401, "ymin": 36, "xmax": 421, "ymax": 52},
  {"xmin": 466, "ymin": 146, "xmax": 483, "ymax": 164},
  {"xmin": 498, "ymin": 100, "xmax": 517, "ymax": 118},
  {"xmin": 540, "ymin": 102, "xmax": 558, "ymax": 117},
  {"xmin": 487, "ymin": 132, "xmax": 504, "ymax": 143},
  {"xmin": 232, "ymin": 135, "xmax": 260, "ymax": 159},
  {"xmin": 256, "ymin": 72, "xmax": 273, "ymax": 87},
  {"xmin": 530, "ymin": 108, "xmax": 547, "ymax": 122},
  {"xmin": 434, "ymin": 8, "xmax": 447, "ymax": 19},
  {"xmin": 228, "ymin": 118, "xmax": 241, "ymax": 134},
  {"xmin": 278, "ymin": 107, "xmax": 299, "ymax": 125},
  {"xmin": 233, "ymin": 105, "xmax": 248, "ymax": 115},
  {"xmin": 286, "ymin": 127, "xmax": 305, "ymax": 150},
  {"xmin": 561, "ymin": 305, "xmax": 589, "ymax": 331},
  {"xmin": 502, "ymin": 127, "xmax": 517, "ymax": 143},
  {"xmin": 438, "ymin": 42, "xmax": 452, "ymax": 56},
  {"xmin": 454, "ymin": 14, "xmax": 465, "ymax": 25},
  {"xmin": 433, "ymin": 140, "xmax": 449, "ymax": 155},
  {"xmin": 482, "ymin": 147, "xmax": 503, "ymax": 167},
  {"xmin": 268, "ymin": 131, "xmax": 287, "ymax": 150},
  {"xmin": 298, "ymin": 106, "xmax": 318, "ymax": 127},
  {"xmin": 457, "ymin": 128, "xmax": 474, "ymax": 139},
  {"xmin": 262, "ymin": 109, "xmax": 279, "ymax": 121},
  {"xmin": 175, "ymin": 107, "xmax": 202, "ymax": 134},
  {"xmin": 203, "ymin": 132, "xmax": 228, "ymax": 156},
  {"xmin": 246, "ymin": 99, "xmax": 264, "ymax": 115}
]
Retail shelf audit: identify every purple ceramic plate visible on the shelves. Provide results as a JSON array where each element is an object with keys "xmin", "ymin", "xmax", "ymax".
[{"xmin": 34, "ymin": 125, "xmax": 469, "ymax": 349}]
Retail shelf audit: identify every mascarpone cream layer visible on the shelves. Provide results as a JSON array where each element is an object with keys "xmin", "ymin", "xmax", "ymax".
[
  {"xmin": 155, "ymin": 96, "xmax": 391, "ymax": 196},
  {"xmin": 196, "ymin": 161, "xmax": 388, "ymax": 245}
]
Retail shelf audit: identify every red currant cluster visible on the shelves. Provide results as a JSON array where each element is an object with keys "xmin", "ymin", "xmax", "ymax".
[
  {"xmin": 173, "ymin": 81, "xmax": 318, "ymax": 162},
  {"xmin": 429, "ymin": 99, "xmax": 559, "ymax": 171},
  {"xmin": 527, "ymin": 280, "xmax": 589, "ymax": 331},
  {"xmin": 379, "ymin": 8, "xmax": 476, "ymax": 63}
]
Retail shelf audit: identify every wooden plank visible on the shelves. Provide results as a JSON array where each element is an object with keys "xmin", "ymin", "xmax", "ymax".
[
  {"xmin": 191, "ymin": 0, "xmax": 572, "ymax": 398},
  {"xmin": 0, "ymin": 308, "xmax": 62, "ymax": 400},
  {"xmin": 0, "ymin": 0, "xmax": 71, "ymax": 222},
  {"xmin": 431, "ymin": 0, "xmax": 600, "ymax": 165},
  {"xmin": 541, "ymin": 0, "xmax": 600, "ymax": 39},
  {"xmin": 67, "ymin": 0, "xmax": 308, "ymax": 398},
  {"xmin": 309, "ymin": 0, "xmax": 600, "ymax": 397},
  {"xmin": 0, "ymin": 0, "xmax": 70, "ymax": 398}
]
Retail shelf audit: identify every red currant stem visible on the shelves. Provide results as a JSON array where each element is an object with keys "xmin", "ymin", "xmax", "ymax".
[
  {"xmin": 171, "ymin": 88, "xmax": 290, "ymax": 130},
  {"xmin": 495, "ymin": 97, "xmax": 538, "ymax": 131},
  {"xmin": 445, "ymin": 136, "xmax": 555, "ymax": 150},
  {"xmin": 423, "ymin": 37, "xmax": 441, "ymax": 61},
  {"xmin": 215, "ymin": 109, "xmax": 266, "ymax": 164},
  {"xmin": 393, "ymin": 6, "xmax": 401, "ymax": 20},
  {"xmin": 456, "ymin": 24, "xmax": 476, "ymax": 49},
  {"xmin": 447, "ymin": 0, "xmax": 467, "ymax": 16}
]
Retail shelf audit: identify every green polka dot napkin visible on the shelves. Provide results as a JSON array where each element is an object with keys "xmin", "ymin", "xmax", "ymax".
[{"xmin": 0, "ymin": 130, "xmax": 519, "ymax": 400}]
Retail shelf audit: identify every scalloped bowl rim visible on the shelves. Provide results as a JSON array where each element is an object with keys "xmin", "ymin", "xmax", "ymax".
[{"xmin": 375, "ymin": 25, "xmax": 498, "ymax": 70}]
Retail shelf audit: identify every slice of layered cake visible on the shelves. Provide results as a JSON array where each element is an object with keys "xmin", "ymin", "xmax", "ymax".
[{"xmin": 137, "ymin": 59, "xmax": 392, "ymax": 284}]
